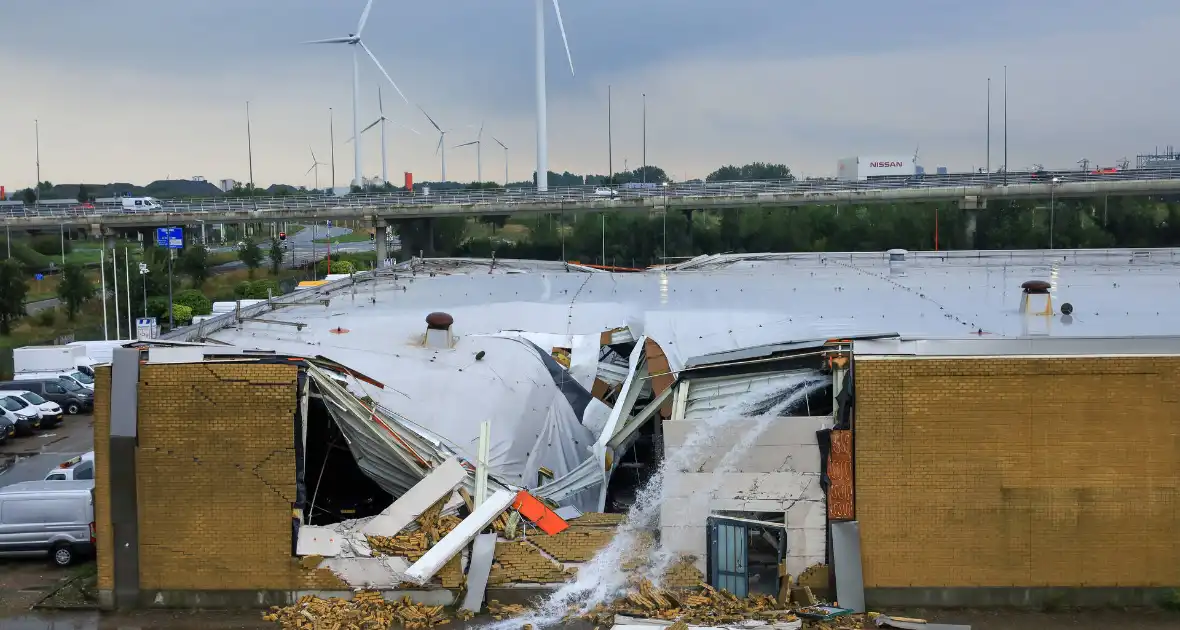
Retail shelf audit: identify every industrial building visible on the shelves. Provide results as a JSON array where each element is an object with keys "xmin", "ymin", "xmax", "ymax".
[{"xmin": 92, "ymin": 249, "xmax": 1180, "ymax": 609}]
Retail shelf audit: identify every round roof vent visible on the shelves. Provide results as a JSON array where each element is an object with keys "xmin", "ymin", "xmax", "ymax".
[
  {"xmin": 426, "ymin": 311, "xmax": 454, "ymax": 330},
  {"xmin": 1021, "ymin": 280, "xmax": 1051, "ymax": 294}
]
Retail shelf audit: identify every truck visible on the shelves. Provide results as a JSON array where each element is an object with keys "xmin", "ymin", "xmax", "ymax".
[{"xmin": 13, "ymin": 346, "xmax": 96, "ymax": 377}]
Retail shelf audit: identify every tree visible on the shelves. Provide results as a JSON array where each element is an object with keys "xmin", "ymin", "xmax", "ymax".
[
  {"xmin": 0, "ymin": 260, "xmax": 28, "ymax": 334},
  {"xmin": 178, "ymin": 244, "xmax": 210, "ymax": 288},
  {"xmin": 76, "ymin": 184, "xmax": 90, "ymax": 204},
  {"xmin": 237, "ymin": 239, "xmax": 263, "ymax": 278},
  {"xmin": 707, "ymin": 162, "xmax": 794, "ymax": 182},
  {"xmin": 56, "ymin": 263, "xmax": 95, "ymax": 322},
  {"xmin": 170, "ymin": 304, "xmax": 193, "ymax": 326},
  {"xmin": 21, "ymin": 188, "xmax": 36, "ymax": 204},
  {"xmin": 268, "ymin": 237, "xmax": 284, "ymax": 275}
]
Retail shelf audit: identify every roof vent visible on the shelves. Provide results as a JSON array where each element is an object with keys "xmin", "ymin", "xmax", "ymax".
[
  {"xmin": 1019, "ymin": 280, "xmax": 1053, "ymax": 316},
  {"xmin": 425, "ymin": 312, "xmax": 454, "ymax": 349},
  {"xmin": 887, "ymin": 249, "xmax": 908, "ymax": 276}
]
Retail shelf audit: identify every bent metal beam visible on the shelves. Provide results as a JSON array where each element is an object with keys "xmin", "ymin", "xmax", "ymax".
[{"xmin": 4, "ymin": 177, "xmax": 1180, "ymax": 230}]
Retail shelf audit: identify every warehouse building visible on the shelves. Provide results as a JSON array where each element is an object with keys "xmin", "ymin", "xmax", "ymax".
[{"xmin": 93, "ymin": 249, "xmax": 1180, "ymax": 608}]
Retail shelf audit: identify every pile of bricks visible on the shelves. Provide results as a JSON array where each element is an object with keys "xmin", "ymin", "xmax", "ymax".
[
  {"xmin": 487, "ymin": 541, "xmax": 572, "ymax": 585},
  {"xmin": 263, "ymin": 591, "xmax": 452, "ymax": 629},
  {"xmin": 528, "ymin": 527, "xmax": 616, "ymax": 562}
]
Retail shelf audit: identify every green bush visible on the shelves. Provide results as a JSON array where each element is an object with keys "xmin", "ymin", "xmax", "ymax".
[
  {"xmin": 35, "ymin": 308, "xmax": 57, "ymax": 327},
  {"xmin": 0, "ymin": 239, "xmax": 53, "ymax": 273},
  {"xmin": 30, "ymin": 234, "xmax": 71, "ymax": 257},
  {"xmin": 316, "ymin": 259, "xmax": 356, "ymax": 275},
  {"xmin": 173, "ymin": 288, "xmax": 212, "ymax": 315},
  {"xmin": 233, "ymin": 279, "xmax": 282, "ymax": 299},
  {"xmin": 146, "ymin": 296, "xmax": 171, "ymax": 320},
  {"xmin": 171, "ymin": 304, "xmax": 193, "ymax": 325}
]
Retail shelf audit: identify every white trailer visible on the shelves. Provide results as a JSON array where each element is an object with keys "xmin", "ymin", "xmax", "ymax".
[{"xmin": 836, "ymin": 156, "xmax": 918, "ymax": 181}]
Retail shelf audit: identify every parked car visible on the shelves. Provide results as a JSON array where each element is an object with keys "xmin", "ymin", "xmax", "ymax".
[
  {"xmin": 44, "ymin": 452, "xmax": 95, "ymax": 481},
  {"xmin": 0, "ymin": 379, "xmax": 93, "ymax": 415},
  {"xmin": 15, "ymin": 369, "xmax": 93, "ymax": 391},
  {"xmin": 0, "ymin": 415, "xmax": 14, "ymax": 443},
  {"xmin": 0, "ymin": 395, "xmax": 40, "ymax": 435},
  {"xmin": 0, "ymin": 480, "xmax": 96, "ymax": 566},
  {"xmin": 3, "ymin": 390, "xmax": 63, "ymax": 429}
]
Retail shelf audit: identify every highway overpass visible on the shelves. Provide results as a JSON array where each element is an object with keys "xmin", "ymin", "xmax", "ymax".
[{"xmin": 4, "ymin": 173, "xmax": 1180, "ymax": 232}]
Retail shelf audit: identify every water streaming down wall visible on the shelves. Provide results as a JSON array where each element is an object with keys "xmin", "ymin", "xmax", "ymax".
[{"xmin": 484, "ymin": 372, "xmax": 828, "ymax": 630}]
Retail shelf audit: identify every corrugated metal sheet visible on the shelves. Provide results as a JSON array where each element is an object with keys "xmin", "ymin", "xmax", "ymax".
[{"xmin": 684, "ymin": 371, "xmax": 821, "ymax": 422}]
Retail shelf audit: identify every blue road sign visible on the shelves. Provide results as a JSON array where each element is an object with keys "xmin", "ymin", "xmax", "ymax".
[
  {"xmin": 156, "ymin": 226, "xmax": 184, "ymax": 250},
  {"xmin": 34, "ymin": 273, "xmax": 43, "ymax": 281}
]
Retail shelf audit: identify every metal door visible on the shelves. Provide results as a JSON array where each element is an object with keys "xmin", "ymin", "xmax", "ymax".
[{"xmin": 707, "ymin": 516, "xmax": 750, "ymax": 597}]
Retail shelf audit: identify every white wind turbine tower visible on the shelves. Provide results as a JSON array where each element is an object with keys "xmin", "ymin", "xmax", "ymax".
[
  {"xmin": 454, "ymin": 122, "xmax": 485, "ymax": 184},
  {"xmin": 303, "ymin": 0, "xmax": 409, "ymax": 187},
  {"xmin": 533, "ymin": 0, "xmax": 575, "ymax": 192},
  {"xmin": 418, "ymin": 105, "xmax": 449, "ymax": 183},
  {"xmin": 493, "ymin": 137, "xmax": 509, "ymax": 186},
  {"xmin": 306, "ymin": 147, "xmax": 328, "ymax": 190},
  {"xmin": 349, "ymin": 86, "xmax": 420, "ymax": 185}
]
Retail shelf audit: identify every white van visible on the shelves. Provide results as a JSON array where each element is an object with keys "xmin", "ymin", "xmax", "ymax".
[
  {"xmin": 0, "ymin": 480, "xmax": 96, "ymax": 566},
  {"xmin": 15, "ymin": 370, "xmax": 94, "ymax": 391},
  {"xmin": 4, "ymin": 389, "xmax": 63, "ymax": 428},
  {"xmin": 121, "ymin": 196, "xmax": 163, "ymax": 211},
  {"xmin": 45, "ymin": 452, "xmax": 95, "ymax": 481}
]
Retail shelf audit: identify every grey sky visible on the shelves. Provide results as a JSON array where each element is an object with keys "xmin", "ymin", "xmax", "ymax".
[{"xmin": 1, "ymin": 1, "xmax": 1177, "ymax": 188}]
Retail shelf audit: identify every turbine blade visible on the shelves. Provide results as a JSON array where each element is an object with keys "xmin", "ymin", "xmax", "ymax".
[
  {"xmin": 435, "ymin": 136, "xmax": 443, "ymax": 155},
  {"xmin": 361, "ymin": 119, "xmax": 381, "ymax": 134},
  {"xmin": 417, "ymin": 104, "xmax": 442, "ymax": 132},
  {"xmin": 397, "ymin": 122, "xmax": 421, "ymax": 135},
  {"xmin": 310, "ymin": 146, "xmax": 317, "ymax": 162},
  {"xmin": 478, "ymin": 120, "xmax": 484, "ymax": 140},
  {"xmin": 359, "ymin": 41, "xmax": 409, "ymax": 104},
  {"xmin": 378, "ymin": 86, "xmax": 384, "ymax": 115},
  {"xmin": 551, "ymin": 0, "xmax": 575, "ymax": 75},
  {"xmin": 307, "ymin": 163, "xmax": 317, "ymax": 175},
  {"xmin": 356, "ymin": 0, "xmax": 374, "ymax": 37},
  {"xmin": 493, "ymin": 137, "xmax": 507, "ymax": 150},
  {"xmin": 302, "ymin": 36, "xmax": 352, "ymax": 44},
  {"xmin": 454, "ymin": 141, "xmax": 478, "ymax": 148},
  {"xmin": 344, "ymin": 135, "xmax": 356, "ymax": 144}
]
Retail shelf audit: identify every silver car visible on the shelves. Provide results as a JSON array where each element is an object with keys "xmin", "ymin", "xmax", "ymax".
[{"xmin": 0, "ymin": 480, "xmax": 95, "ymax": 566}]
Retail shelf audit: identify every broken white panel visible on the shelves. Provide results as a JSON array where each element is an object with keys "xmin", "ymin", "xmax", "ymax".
[
  {"xmin": 403, "ymin": 489, "xmax": 515, "ymax": 585},
  {"xmin": 459, "ymin": 533, "xmax": 498, "ymax": 613},
  {"xmin": 483, "ymin": 330, "xmax": 604, "ymax": 390},
  {"xmin": 362, "ymin": 457, "xmax": 468, "ymax": 537},
  {"xmin": 319, "ymin": 556, "xmax": 411, "ymax": 589},
  {"xmin": 594, "ymin": 336, "xmax": 648, "ymax": 448},
  {"xmin": 553, "ymin": 505, "xmax": 583, "ymax": 520},
  {"xmin": 296, "ymin": 525, "xmax": 344, "ymax": 557}
]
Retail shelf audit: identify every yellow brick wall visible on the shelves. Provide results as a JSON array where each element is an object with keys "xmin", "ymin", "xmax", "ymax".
[
  {"xmin": 93, "ymin": 366, "xmax": 114, "ymax": 592},
  {"xmin": 855, "ymin": 356, "xmax": 1180, "ymax": 588},
  {"xmin": 95, "ymin": 362, "xmax": 345, "ymax": 592}
]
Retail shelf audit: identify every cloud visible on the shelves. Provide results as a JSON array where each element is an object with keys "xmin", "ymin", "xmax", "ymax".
[{"xmin": 0, "ymin": 1, "xmax": 1176, "ymax": 188}]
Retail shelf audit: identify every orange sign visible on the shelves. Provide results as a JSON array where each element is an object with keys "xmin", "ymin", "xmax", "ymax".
[
  {"xmin": 512, "ymin": 491, "xmax": 569, "ymax": 535},
  {"xmin": 828, "ymin": 429, "xmax": 854, "ymax": 520}
]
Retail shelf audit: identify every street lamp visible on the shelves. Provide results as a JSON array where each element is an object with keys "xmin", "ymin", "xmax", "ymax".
[
  {"xmin": 661, "ymin": 181, "xmax": 669, "ymax": 263},
  {"xmin": 1050, "ymin": 177, "xmax": 1060, "ymax": 249}
]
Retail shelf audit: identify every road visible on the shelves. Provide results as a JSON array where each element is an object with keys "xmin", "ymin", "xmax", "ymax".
[
  {"xmin": 0, "ymin": 415, "xmax": 92, "ymax": 487},
  {"xmin": 208, "ymin": 223, "xmax": 376, "ymax": 271}
]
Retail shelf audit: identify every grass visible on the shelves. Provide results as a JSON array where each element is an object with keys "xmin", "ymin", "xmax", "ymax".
[
  {"xmin": 207, "ymin": 251, "xmax": 239, "ymax": 266},
  {"xmin": 313, "ymin": 228, "xmax": 374, "ymax": 244},
  {"xmin": 202, "ymin": 267, "xmax": 306, "ymax": 301}
]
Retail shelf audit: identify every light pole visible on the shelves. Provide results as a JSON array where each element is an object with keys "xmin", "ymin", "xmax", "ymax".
[
  {"xmin": 661, "ymin": 181, "xmax": 669, "ymax": 262},
  {"xmin": 59, "ymin": 223, "xmax": 65, "ymax": 267},
  {"xmin": 1049, "ymin": 177, "xmax": 1059, "ymax": 249}
]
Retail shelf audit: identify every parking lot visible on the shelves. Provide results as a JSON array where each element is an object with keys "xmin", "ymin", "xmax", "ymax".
[{"xmin": 0, "ymin": 414, "xmax": 93, "ymax": 487}]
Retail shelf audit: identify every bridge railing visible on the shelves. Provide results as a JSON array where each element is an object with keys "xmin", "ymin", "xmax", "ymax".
[{"xmin": 5, "ymin": 168, "xmax": 1180, "ymax": 221}]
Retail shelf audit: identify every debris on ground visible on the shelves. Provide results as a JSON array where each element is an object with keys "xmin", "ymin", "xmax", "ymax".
[
  {"xmin": 262, "ymin": 592, "xmax": 452, "ymax": 629},
  {"xmin": 574, "ymin": 580, "xmax": 800, "ymax": 627},
  {"xmin": 488, "ymin": 599, "xmax": 530, "ymax": 620}
]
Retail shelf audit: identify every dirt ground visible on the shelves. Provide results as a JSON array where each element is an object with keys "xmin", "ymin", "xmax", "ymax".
[{"xmin": 0, "ymin": 557, "xmax": 79, "ymax": 615}]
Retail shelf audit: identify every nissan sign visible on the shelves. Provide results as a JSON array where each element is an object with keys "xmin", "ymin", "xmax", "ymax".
[{"xmin": 870, "ymin": 161, "xmax": 905, "ymax": 168}]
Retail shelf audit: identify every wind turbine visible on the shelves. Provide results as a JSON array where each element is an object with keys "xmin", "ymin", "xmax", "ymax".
[
  {"xmin": 348, "ymin": 86, "xmax": 420, "ymax": 185},
  {"xmin": 306, "ymin": 147, "xmax": 328, "ymax": 190},
  {"xmin": 533, "ymin": 0, "xmax": 575, "ymax": 192},
  {"xmin": 303, "ymin": 0, "xmax": 409, "ymax": 188},
  {"xmin": 418, "ymin": 105, "xmax": 449, "ymax": 183},
  {"xmin": 455, "ymin": 122, "xmax": 485, "ymax": 184},
  {"xmin": 493, "ymin": 137, "xmax": 509, "ymax": 187}
]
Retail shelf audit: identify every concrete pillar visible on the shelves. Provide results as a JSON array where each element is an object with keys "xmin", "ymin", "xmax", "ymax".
[
  {"xmin": 959, "ymin": 196, "xmax": 986, "ymax": 249},
  {"xmin": 107, "ymin": 348, "xmax": 141, "ymax": 609},
  {"xmin": 423, "ymin": 218, "xmax": 435, "ymax": 257},
  {"xmin": 375, "ymin": 223, "xmax": 388, "ymax": 267}
]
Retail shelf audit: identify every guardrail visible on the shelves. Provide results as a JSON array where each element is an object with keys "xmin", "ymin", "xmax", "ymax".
[{"xmin": 6, "ymin": 168, "xmax": 1180, "ymax": 221}]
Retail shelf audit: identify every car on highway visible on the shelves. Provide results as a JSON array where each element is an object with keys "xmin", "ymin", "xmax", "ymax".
[
  {"xmin": 594, "ymin": 187, "xmax": 618, "ymax": 198},
  {"xmin": 0, "ymin": 379, "xmax": 93, "ymax": 415},
  {"xmin": 0, "ymin": 395, "xmax": 41, "ymax": 435}
]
